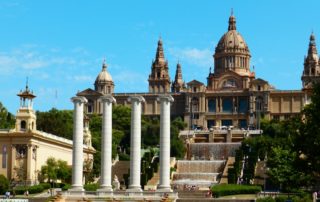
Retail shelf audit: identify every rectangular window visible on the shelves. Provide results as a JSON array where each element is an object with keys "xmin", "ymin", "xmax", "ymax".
[
  {"xmin": 222, "ymin": 119, "xmax": 233, "ymax": 126},
  {"xmin": 239, "ymin": 119, "xmax": 247, "ymax": 129},
  {"xmin": 284, "ymin": 114, "xmax": 291, "ymax": 120},
  {"xmin": 273, "ymin": 115, "xmax": 280, "ymax": 121},
  {"xmin": 222, "ymin": 97, "xmax": 233, "ymax": 113},
  {"xmin": 192, "ymin": 113, "xmax": 199, "ymax": 120},
  {"xmin": 238, "ymin": 98, "xmax": 248, "ymax": 113},
  {"xmin": 2, "ymin": 145, "xmax": 7, "ymax": 168},
  {"xmin": 208, "ymin": 99, "xmax": 216, "ymax": 112},
  {"xmin": 207, "ymin": 120, "xmax": 215, "ymax": 129}
]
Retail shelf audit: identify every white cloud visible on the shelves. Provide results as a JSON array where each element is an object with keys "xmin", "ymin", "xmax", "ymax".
[
  {"xmin": 22, "ymin": 60, "xmax": 47, "ymax": 69},
  {"xmin": 168, "ymin": 47, "xmax": 212, "ymax": 67},
  {"xmin": 113, "ymin": 70, "xmax": 148, "ymax": 84},
  {"xmin": 72, "ymin": 75, "xmax": 94, "ymax": 82},
  {"xmin": 0, "ymin": 45, "xmax": 91, "ymax": 76}
]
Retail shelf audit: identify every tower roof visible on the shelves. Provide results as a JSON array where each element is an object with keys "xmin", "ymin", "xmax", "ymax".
[
  {"xmin": 95, "ymin": 60, "xmax": 113, "ymax": 84},
  {"xmin": 17, "ymin": 80, "xmax": 36, "ymax": 99},
  {"xmin": 307, "ymin": 32, "xmax": 318, "ymax": 61},
  {"xmin": 155, "ymin": 38, "xmax": 166, "ymax": 64}
]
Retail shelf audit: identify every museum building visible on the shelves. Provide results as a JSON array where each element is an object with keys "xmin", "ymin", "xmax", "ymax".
[{"xmin": 78, "ymin": 13, "xmax": 318, "ymax": 130}]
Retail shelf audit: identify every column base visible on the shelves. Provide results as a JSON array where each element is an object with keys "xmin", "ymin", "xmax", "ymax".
[
  {"xmin": 68, "ymin": 186, "xmax": 84, "ymax": 194},
  {"xmin": 126, "ymin": 186, "xmax": 142, "ymax": 193},
  {"xmin": 97, "ymin": 187, "xmax": 113, "ymax": 196},
  {"xmin": 97, "ymin": 186, "xmax": 113, "ymax": 191},
  {"xmin": 157, "ymin": 185, "xmax": 172, "ymax": 192}
]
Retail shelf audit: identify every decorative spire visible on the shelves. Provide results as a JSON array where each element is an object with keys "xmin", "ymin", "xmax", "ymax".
[
  {"xmin": 102, "ymin": 58, "xmax": 107, "ymax": 71},
  {"xmin": 228, "ymin": 9, "xmax": 236, "ymax": 31},
  {"xmin": 307, "ymin": 32, "xmax": 318, "ymax": 60},
  {"xmin": 172, "ymin": 62, "xmax": 184, "ymax": 92},
  {"xmin": 155, "ymin": 37, "xmax": 165, "ymax": 62},
  {"xmin": 26, "ymin": 77, "xmax": 29, "ymax": 92}
]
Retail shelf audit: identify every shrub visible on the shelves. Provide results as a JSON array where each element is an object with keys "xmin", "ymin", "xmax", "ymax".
[
  {"xmin": 84, "ymin": 183, "xmax": 99, "ymax": 191},
  {"xmin": 13, "ymin": 184, "xmax": 45, "ymax": 195},
  {"xmin": 119, "ymin": 153, "xmax": 130, "ymax": 161},
  {"xmin": 0, "ymin": 175, "xmax": 9, "ymax": 194},
  {"xmin": 62, "ymin": 184, "xmax": 71, "ymax": 191},
  {"xmin": 257, "ymin": 197, "xmax": 275, "ymax": 202},
  {"xmin": 211, "ymin": 184, "xmax": 261, "ymax": 197},
  {"xmin": 39, "ymin": 183, "xmax": 51, "ymax": 189}
]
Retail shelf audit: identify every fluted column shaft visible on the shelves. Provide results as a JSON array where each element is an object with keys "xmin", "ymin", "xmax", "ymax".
[
  {"xmin": 99, "ymin": 95, "xmax": 116, "ymax": 191},
  {"xmin": 70, "ymin": 96, "xmax": 87, "ymax": 191},
  {"xmin": 127, "ymin": 96, "xmax": 145, "ymax": 192},
  {"xmin": 157, "ymin": 95, "xmax": 174, "ymax": 191}
]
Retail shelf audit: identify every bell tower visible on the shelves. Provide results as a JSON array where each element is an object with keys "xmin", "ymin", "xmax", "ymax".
[
  {"xmin": 148, "ymin": 38, "xmax": 171, "ymax": 93},
  {"xmin": 171, "ymin": 62, "xmax": 186, "ymax": 92},
  {"xmin": 15, "ymin": 80, "xmax": 37, "ymax": 132},
  {"xmin": 302, "ymin": 32, "xmax": 320, "ymax": 89}
]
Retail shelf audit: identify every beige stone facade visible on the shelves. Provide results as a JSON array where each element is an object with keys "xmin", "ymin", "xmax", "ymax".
[
  {"xmin": 78, "ymin": 14, "xmax": 315, "ymax": 131},
  {"xmin": 0, "ymin": 85, "xmax": 95, "ymax": 184}
]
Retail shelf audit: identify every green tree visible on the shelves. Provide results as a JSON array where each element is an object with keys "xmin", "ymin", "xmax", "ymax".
[
  {"xmin": 36, "ymin": 108, "xmax": 73, "ymax": 139},
  {"xmin": 170, "ymin": 117, "xmax": 186, "ymax": 159},
  {"xmin": 295, "ymin": 82, "xmax": 320, "ymax": 184},
  {"xmin": 0, "ymin": 102, "xmax": 15, "ymax": 129},
  {"xmin": 267, "ymin": 146, "xmax": 305, "ymax": 191},
  {"xmin": 56, "ymin": 160, "xmax": 72, "ymax": 183},
  {"xmin": 0, "ymin": 174, "xmax": 9, "ymax": 194},
  {"xmin": 41, "ymin": 157, "xmax": 58, "ymax": 184},
  {"xmin": 41, "ymin": 157, "xmax": 71, "ymax": 185}
]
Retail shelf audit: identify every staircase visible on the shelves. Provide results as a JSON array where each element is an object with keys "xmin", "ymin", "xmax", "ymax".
[
  {"xmin": 111, "ymin": 160, "xmax": 130, "ymax": 183},
  {"xmin": 220, "ymin": 157, "xmax": 235, "ymax": 184},
  {"xmin": 144, "ymin": 171, "xmax": 160, "ymax": 190}
]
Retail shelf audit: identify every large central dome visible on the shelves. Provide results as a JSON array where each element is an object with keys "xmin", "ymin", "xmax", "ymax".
[{"xmin": 213, "ymin": 14, "xmax": 251, "ymax": 76}]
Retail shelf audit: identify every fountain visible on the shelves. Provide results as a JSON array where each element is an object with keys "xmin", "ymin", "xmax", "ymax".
[
  {"xmin": 172, "ymin": 143, "xmax": 241, "ymax": 189},
  {"xmin": 187, "ymin": 143, "xmax": 241, "ymax": 160},
  {"xmin": 172, "ymin": 160, "xmax": 225, "ymax": 189}
]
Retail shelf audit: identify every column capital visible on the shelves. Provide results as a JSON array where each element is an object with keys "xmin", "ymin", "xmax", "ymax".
[
  {"xmin": 157, "ymin": 94, "xmax": 174, "ymax": 103},
  {"xmin": 71, "ymin": 96, "xmax": 88, "ymax": 104},
  {"xmin": 128, "ymin": 95, "xmax": 145, "ymax": 103},
  {"xmin": 99, "ymin": 95, "xmax": 116, "ymax": 104}
]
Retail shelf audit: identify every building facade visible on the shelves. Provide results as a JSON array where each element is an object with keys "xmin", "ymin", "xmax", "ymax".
[
  {"xmin": 0, "ymin": 84, "xmax": 95, "ymax": 185},
  {"xmin": 78, "ymin": 13, "xmax": 315, "ymax": 130}
]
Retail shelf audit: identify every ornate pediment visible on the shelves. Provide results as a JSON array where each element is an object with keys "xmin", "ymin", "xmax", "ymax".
[{"xmin": 77, "ymin": 88, "xmax": 103, "ymax": 96}]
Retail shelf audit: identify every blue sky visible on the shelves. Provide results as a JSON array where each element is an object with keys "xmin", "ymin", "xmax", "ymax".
[{"xmin": 0, "ymin": 1, "xmax": 319, "ymax": 113}]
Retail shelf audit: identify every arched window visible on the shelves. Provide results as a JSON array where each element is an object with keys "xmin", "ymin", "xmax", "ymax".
[
  {"xmin": 222, "ymin": 79, "xmax": 237, "ymax": 88},
  {"xmin": 87, "ymin": 100, "xmax": 94, "ymax": 113},
  {"xmin": 191, "ymin": 97, "xmax": 199, "ymax": 112},
  {"xmin": 256, "ymin": 97, "xmax": 263, "ymax": 111},
  {"xmin": 20, "ymin": 120, "xmax": 26, "ymax": 131}
]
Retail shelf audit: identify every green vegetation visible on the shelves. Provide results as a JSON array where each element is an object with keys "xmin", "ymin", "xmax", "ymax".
[
  {"xmin": 211, "ymin": 184, "xmax": 261, "ymax": 197},
  {"xmin": 0, "ymin": 174, "xmax": 9, "ymax": 194},
  {"xmin": 84, "ymin": 183, "xmax": 99, "ymax": 191},
  {"xmin": 256, "ymin": 194, "xmax": 312, "ymax": 202},
  {"xmin": 234, "ymin": 83, "xmax": 320, "ymax": 192},
  {"xmin": 40, "ymin": 157, "xmax": 72, "ymax": 185},
  {"xmin": 123, "ymin": 149, "xmax": 159, "ymax": 189},
  {"xmin": 36, "ymin": 109, "xmax": 73, "ymax": 139},
  {"xmin": 0, "ymin": 102, "xmax": 15, "ymax": 129}
]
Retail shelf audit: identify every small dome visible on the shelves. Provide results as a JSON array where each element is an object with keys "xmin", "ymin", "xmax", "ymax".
[
  {"xmin": 95, "ymin": 62, "xmax": 113, "ymax": 84},
  {"xmin": 216, "ymin": 30, "xmax": 248, "ymax": 52},
  {"xmin": 215, "ymin": 14, "xmax": 249, "ymax": 54}
]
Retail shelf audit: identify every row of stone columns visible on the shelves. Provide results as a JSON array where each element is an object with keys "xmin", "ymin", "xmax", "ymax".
[{"xmin": 70, "ymin": 94, "xmax": 174, "ymax": 192}]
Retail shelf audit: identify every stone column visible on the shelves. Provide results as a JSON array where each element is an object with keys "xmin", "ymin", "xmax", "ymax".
[
  {"xmin": 70, "ymin": 96, "xmax": 87, "ymax": 191},
  {"xmin": 157, "ymin": 95, "xmax": 174, "ymax": 192},
  {"xmin": 99, "ymin": 95, "xmax": 116, "ymax": 192},
  {"xmin": 127, "ymin": 96, "xmax": 145, "ymax": 192}
]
